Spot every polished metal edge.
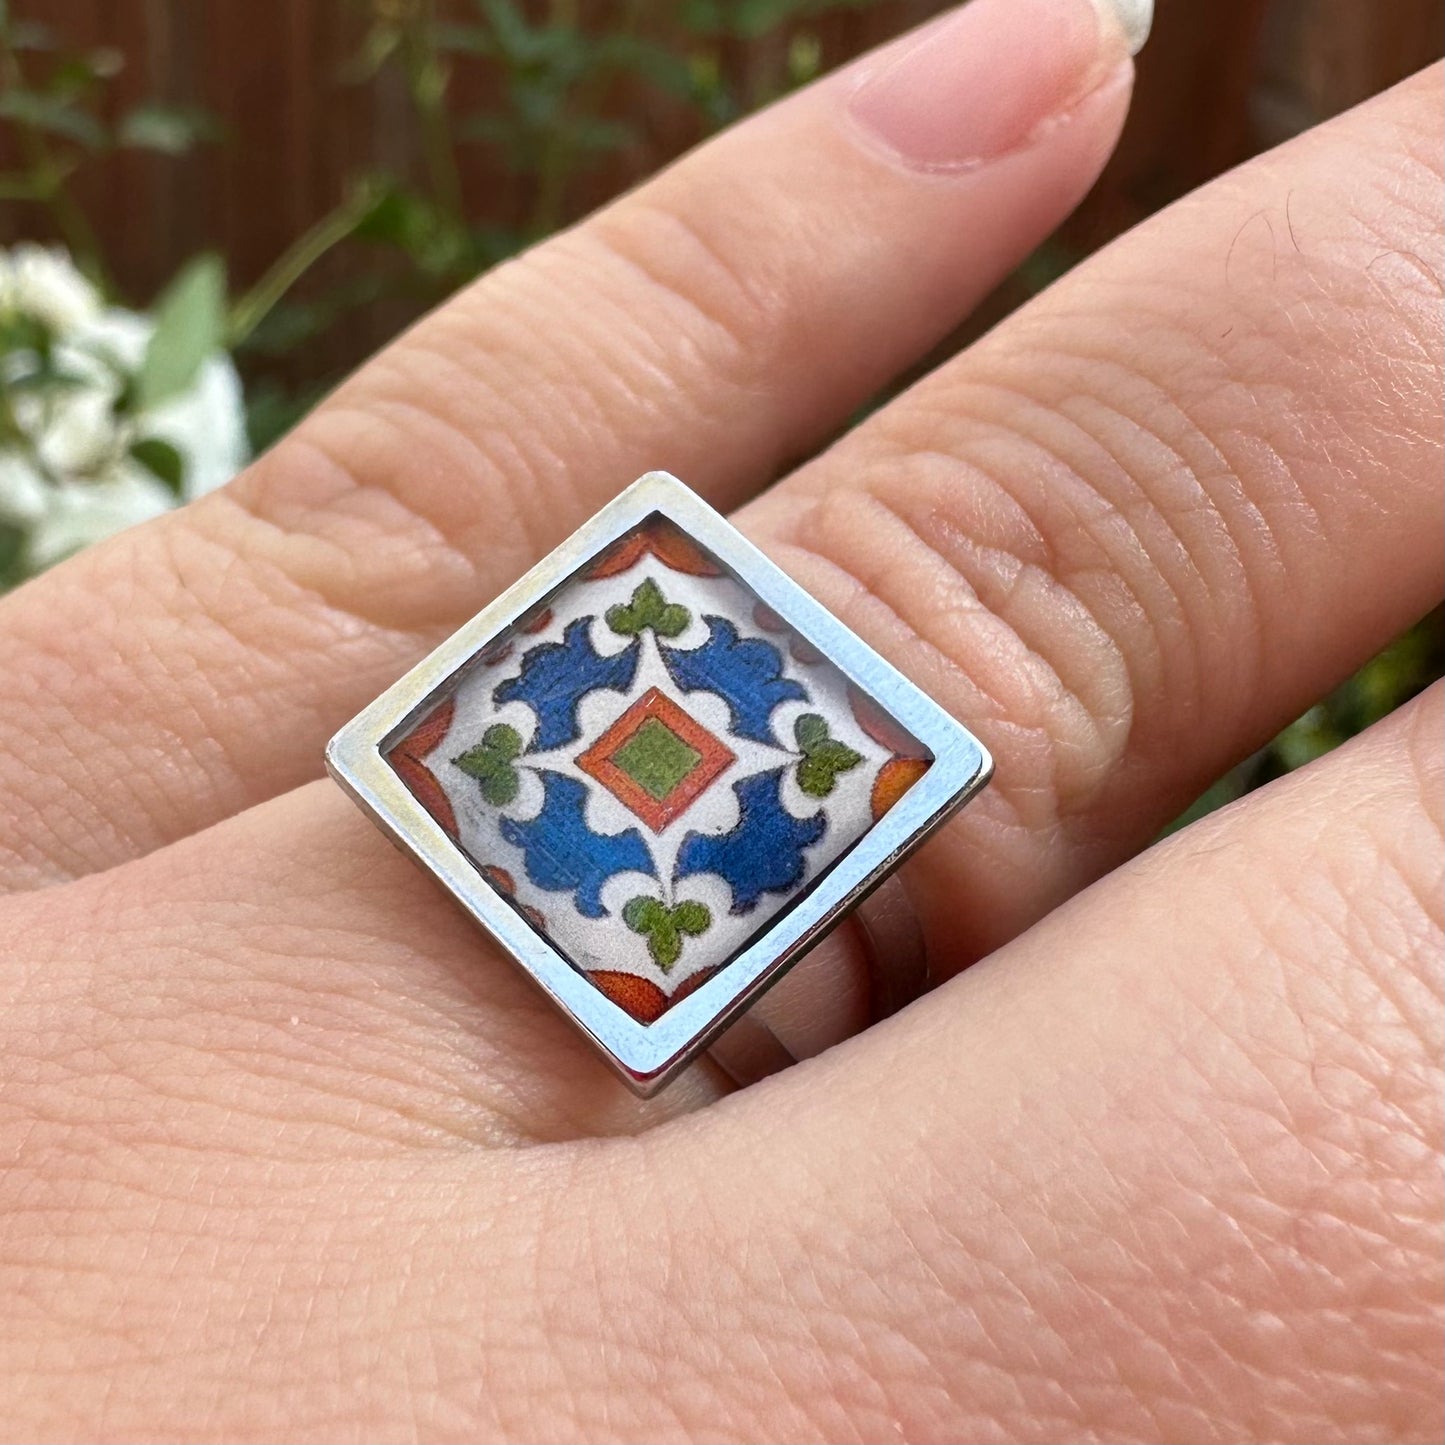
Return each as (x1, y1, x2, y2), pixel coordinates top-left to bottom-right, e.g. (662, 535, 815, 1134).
(326, 471, 992, 1096)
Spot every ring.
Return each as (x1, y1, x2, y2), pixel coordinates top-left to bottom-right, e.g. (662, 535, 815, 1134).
(327, 472, 991, 1095)
(705, 876, 929, 1088)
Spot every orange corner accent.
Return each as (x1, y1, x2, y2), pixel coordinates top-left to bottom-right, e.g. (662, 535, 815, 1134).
(646, 517, 721, 576)
(387, 698, 460, 838)
(870, 757, 931, 820)
(584, 517, 722, 579)
(670, 966, 719, 1004)
(387, 748, 459, 838)
(396, 697, 455, 759)
(589, 970, 669, 1024)
(583, 533, 647, 579)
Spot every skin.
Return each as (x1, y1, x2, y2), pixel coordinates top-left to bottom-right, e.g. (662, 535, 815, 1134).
(0, 7, 1440, 1441)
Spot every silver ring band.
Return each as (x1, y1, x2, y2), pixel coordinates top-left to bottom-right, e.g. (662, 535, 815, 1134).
(705, 875, 929, 1088)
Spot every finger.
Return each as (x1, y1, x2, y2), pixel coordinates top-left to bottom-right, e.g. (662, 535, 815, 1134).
(4, 695, 1435, 1440)
(0, 0, 1139, 890)
(0, 776, 733, 1143)
(8, 63, 1437, 1144)
(738, 62, 1444, 965)
(630, 686, 1442, 1444)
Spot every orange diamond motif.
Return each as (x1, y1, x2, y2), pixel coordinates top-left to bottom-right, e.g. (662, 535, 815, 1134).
(577, 688, 735, 832)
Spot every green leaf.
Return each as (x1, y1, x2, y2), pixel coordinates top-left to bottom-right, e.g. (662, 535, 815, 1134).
(0, 520, 28, 590)
(605, 577, 691, 638)
(796, 756, 833, 797)
(623, 896, 712, 971)
(672, 901, 711, 938)
(793, 712, 862, 797)
(118, 103, 220, 155)
(454, 750, 518, 806)
(137, 254, 226, 412)
(481, 723, 523, 759)
(129, 436, 186, 498)
(350, 180, 477, 275)
(622, 896, 667, 934)
(815, 740, 861, 768)
(793, 713, 829, 751)
(0, 88, 107, 148)
(453, 723, 524, 806)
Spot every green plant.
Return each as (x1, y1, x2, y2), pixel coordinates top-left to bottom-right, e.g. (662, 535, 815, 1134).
(236, 0, 883, 446)
(0, 0, 219, 291)
(0, 0, 304, 395)
(1167, 609, 1444, 835)
(0, 6, 252, 583)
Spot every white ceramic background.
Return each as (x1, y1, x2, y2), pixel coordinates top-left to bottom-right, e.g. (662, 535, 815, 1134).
(410, 551, 912, 998)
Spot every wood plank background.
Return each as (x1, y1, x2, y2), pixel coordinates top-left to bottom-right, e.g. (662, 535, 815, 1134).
(3, 0, 1441, 384)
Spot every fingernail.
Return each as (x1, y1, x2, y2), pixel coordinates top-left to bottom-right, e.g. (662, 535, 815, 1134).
(1107, 0, 1155, 56)
(848, 0, 1150, 172)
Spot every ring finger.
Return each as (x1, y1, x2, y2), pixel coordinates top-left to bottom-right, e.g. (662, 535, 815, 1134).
(1, 62, 1438, 1146)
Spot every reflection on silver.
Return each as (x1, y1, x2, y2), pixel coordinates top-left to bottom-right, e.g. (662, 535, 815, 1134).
(326, 472, 992, 1096)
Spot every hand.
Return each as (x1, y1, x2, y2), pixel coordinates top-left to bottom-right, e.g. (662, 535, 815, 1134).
(1, 0, 1439, 1438)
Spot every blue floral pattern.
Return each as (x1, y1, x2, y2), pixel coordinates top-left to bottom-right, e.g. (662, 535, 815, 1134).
(499, 771, 654, 918)
(661, 616, 807, 744)
(385, 519, 931, 1022)
(676, 769, 826, 913)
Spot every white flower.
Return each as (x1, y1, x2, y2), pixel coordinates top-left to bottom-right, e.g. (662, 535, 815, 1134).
(0, 248, 248, 577)
(0, 244, 102, 333)
(21, 462, 176, 571)
(27, 380, 117, 477)
(71, 308, 247, 501)
(0, 452, 49, 527)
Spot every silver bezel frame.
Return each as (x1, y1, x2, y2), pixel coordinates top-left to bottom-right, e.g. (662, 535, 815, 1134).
(326, 472, 992, 1095)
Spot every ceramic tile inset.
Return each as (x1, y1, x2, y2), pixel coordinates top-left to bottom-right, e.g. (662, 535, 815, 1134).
(386, 516, 933, 1024)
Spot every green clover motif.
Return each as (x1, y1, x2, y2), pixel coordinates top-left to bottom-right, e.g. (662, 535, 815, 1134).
(794, 713, 863, 798)
(453, 723, 524, 806)
(605, 577, 691, 639)
(622, 896, 712, 971)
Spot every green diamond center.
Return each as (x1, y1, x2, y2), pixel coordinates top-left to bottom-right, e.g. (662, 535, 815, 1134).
(611, 717, 702, 800)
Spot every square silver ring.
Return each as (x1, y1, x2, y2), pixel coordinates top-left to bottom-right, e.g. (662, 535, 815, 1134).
(326, 472, 992, 1096)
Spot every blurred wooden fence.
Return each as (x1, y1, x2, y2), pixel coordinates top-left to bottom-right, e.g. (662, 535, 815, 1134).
(4, 0, 1441, 378)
